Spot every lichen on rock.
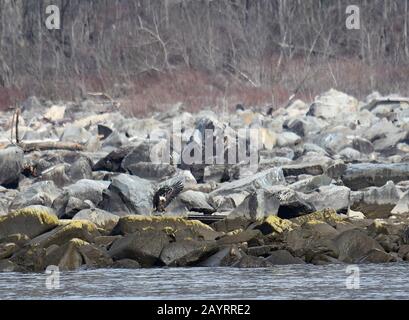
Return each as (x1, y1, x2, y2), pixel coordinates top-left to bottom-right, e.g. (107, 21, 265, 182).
(111, 215, 222, 241)
(0, 207, 59, 239)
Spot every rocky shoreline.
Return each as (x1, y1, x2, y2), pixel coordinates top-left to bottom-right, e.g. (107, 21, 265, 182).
(1, 89, 409, 272)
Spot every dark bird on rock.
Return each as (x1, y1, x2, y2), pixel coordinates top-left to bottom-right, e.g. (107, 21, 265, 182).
(153, 179, 184, 212)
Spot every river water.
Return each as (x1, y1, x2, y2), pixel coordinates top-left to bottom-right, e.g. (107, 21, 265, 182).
(1, 263, 408, 299)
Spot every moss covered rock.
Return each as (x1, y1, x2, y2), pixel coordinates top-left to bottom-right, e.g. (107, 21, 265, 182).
(73, 208, 119, 233)
(334, 229, 385, 263)
(108, 229, 170, 267)
(291, 209, 345, 227)
(45, 238, 112, 271)
(29, 219, 100, 248)
(112, 215, 221, 241)
(217, 229, 262, 245)
(45, 239, 84, 271)
(9, 245, 47, 272)
(302, 220, 340, 238)
(0, 207, 59, 239)
(211, 217, 253, 233)
(0, 242, 19, 259)
(255, 215, 294, 235)
(160, 240, 218, 266)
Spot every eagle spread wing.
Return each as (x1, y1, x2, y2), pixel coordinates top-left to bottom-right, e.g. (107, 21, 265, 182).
(153, 179, 184, 211)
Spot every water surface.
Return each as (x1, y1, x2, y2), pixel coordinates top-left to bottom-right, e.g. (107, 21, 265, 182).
(1, 263, 408, 299)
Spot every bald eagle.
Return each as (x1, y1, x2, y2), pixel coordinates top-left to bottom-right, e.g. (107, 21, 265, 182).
(153, 179, 184, 212)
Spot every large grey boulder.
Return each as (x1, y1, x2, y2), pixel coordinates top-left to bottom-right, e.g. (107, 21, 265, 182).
(159, 240, 218, 266)
(276, 131, 301, 147)
(228, 189, 280, 220)
(313, 131, 352, 154)
(289, 175, 332, 193)
(93, 145, 134, 172)
(352, 137, 374, 154)
(334, 229, 385, 263)
(60, 125, 92, 144)
(0, 147, 24, 188)
(302, 143, 329, 156)
(125, 162, 176, 179)
(373, 131, 409, 156)
(179, 190, 215, 215)
(73, 208, 120, 233)
(269, 186, 315, 219)
(362, 119, 400, 141)
(39, 164, 71, 188)
(0, 208, 59, 239)
(210, 167, 285, 197)
(342, 163, 409, 190)
(108, 229, 170, 267)
(325, 160, 347, 179)
(358, 249, 396, 264)
(307, 89, 358, 119)
(0, 188, 19, 215)
(391, 191, 409, 215)
(303, 185, 350, 212)
(350, 181, 400, 219)
(67, 157, 93, 182)
(339, 147, 362, 161)
(284, 118, 307, 137)
(101, 131, 129, 148)
(44, 238, 113, 271)
(100, 174, 154, 215)
(52, 179, 110, 218)
(120, 141, 158, 170)
(9, 181, 61, 211)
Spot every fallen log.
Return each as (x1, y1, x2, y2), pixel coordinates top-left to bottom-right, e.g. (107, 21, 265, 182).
(18, 141, 84, 152)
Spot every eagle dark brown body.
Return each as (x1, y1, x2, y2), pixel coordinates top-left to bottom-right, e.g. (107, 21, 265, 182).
(153, 180, 184, 212)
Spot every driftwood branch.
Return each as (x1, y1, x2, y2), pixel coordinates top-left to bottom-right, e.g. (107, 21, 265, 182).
(87, 92, 114, 101)
(18, 141, 84, 152)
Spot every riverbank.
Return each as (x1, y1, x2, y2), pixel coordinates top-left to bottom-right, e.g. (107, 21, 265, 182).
(1, 89, 409, 271)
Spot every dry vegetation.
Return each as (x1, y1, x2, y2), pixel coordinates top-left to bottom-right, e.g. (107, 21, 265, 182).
(1, 0, 409, 114)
